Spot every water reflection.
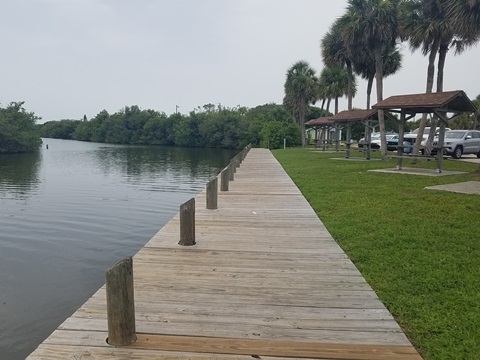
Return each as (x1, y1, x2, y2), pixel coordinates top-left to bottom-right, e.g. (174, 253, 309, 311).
(93, 145, 234, 192)
(0, 151, 41, 200)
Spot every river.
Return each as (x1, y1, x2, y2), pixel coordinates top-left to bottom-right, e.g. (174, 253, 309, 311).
(0, 138, 235, 359)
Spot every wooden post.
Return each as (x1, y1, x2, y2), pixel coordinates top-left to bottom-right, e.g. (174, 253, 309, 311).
(221, 168, 229, 191)
(365, 122, 372, 160)
(335, 126, 340, 152)
(323, 126, 328, 151)
(436, 119, 446, 173)
(106, 257, 136, 346)
(346, 125, 352, 159)
(397, 111, 406, 170)
(206, 177, 218, 210)
(229, 162, 235, 181)
(179, 198, 195, 246)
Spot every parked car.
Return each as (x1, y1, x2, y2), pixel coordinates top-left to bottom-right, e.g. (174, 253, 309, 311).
(403, 127, 451, 153)
(386, 135, 399, 151)
(430, 130, 480, 159)
(358, 133, 379, 148)
(358, 133, 397, 149)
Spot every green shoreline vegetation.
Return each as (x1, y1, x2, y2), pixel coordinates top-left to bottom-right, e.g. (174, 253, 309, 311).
(36, 104, 328, 150)
(0, 102, 42, 153)
(273, 148, 480, 360)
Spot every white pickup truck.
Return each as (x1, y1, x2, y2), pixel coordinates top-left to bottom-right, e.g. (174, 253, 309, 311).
(403, 127, 451, 153)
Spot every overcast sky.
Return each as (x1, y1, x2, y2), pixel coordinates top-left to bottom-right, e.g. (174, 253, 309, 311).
(1, 0, 479, 123)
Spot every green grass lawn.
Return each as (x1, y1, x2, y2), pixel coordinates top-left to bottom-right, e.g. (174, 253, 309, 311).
(272, 148, 480, 360)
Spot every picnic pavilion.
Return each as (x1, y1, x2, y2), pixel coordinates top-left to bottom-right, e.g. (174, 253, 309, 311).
(328, 109, 379, 159)
(306, 110, 381, 159)
(304, 117, 334, 149)
(373, 90, 477, 173)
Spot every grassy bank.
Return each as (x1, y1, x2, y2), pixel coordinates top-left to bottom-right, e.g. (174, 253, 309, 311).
(273, 148, 480, 360)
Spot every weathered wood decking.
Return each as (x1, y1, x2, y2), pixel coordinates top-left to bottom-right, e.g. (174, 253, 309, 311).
(27, 148, 421, 359)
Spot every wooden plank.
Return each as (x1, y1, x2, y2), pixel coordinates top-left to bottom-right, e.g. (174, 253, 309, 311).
(73, 300, 395, 321)
(60, 313, 403, 334)
(126, 333, 422, 360)
(89, 288, 389, 309)
(57, 318, 408, 345)
(28, 344, 258, 360)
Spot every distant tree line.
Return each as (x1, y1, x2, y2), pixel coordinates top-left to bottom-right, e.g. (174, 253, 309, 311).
(38, 103, 329, 150)
(0, 102, 42, 153)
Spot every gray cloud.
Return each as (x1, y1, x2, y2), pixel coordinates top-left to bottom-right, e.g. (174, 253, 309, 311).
(0, 0, 478, 122)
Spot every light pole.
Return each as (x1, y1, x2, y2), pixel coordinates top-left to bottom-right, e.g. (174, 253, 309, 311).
(175, 105, 179, 114)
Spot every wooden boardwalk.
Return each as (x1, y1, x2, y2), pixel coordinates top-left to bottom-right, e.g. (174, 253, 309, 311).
(27, 148, 421, 360)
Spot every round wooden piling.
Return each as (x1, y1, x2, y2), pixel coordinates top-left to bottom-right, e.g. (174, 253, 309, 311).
(229, 162, 235, 181)
(106, 257, 136, 346)
(220, 168, 229, 191)
(234, 155, 240, 168)
(179, 198, 195, 246)
(206, 177, 218, 210)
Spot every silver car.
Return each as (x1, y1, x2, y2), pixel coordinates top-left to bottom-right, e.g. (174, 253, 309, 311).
(433, 130, 480, 159)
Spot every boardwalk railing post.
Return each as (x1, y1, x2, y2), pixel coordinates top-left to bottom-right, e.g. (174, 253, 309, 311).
(106, 257, 136, 346)
(179, 198, 195, 246)
(221, 167, 229, 191)
(229, 162, 235, 181)
(234, 155, 241, 168)
(206, 177, 218, 210)
(232, 157, 237, 172)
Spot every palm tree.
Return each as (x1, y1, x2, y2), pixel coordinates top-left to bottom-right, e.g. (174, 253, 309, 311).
(424, 1, 480, 154)
(283, 61, 318, 146)
(400, 0, 479, 155)
(446, 0, 480, 36)
(440, 0, 480, 91)
(319, 65, 356, 115)
(399, 0, 448, 155)
(340, 0, 400, 158)
(353, 44, 402, 109)
(321, 18, 356, 111)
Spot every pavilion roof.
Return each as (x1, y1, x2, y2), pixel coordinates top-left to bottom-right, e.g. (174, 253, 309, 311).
(304, 117, 333, 126)
(372, 90, 477, 114)
(329, 109, 378, 123)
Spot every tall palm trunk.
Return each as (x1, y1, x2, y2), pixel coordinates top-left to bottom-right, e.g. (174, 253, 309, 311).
(412, 39, 440, 159)
(299, 98, 307, 147)
(436, 43, 448, 93)
(425, 42, 449, 155)
(366, 75, 374, 109)
(374, 42, 387, 158)
(335, 97, 339, 115)
(346, 60, 354, 111)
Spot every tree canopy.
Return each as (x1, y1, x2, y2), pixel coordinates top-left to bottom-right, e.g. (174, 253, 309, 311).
(38, 103, 302, 150)
(283, 61, 318, 146)
(0, 102, 42, 153)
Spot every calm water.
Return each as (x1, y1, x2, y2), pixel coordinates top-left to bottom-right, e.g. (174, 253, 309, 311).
(0, 139, 235, 359)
